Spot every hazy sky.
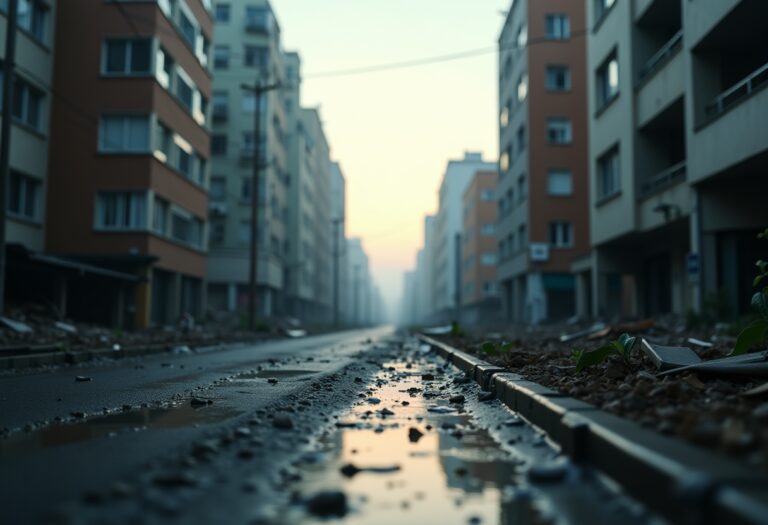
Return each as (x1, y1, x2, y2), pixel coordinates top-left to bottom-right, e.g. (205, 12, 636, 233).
(274, 0, 509, 317)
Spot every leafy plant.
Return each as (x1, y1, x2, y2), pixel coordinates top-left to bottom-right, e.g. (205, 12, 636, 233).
(450, 321, 464, 338)
(572, 333, 636, 372)
(479, 341, 514, 356)
(732, 229, 768, 355)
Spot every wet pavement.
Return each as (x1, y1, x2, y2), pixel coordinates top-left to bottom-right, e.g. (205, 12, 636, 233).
(0, 333, 660, 524)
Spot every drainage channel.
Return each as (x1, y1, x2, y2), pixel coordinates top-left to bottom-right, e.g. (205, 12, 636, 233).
(277, 340, 658, 525)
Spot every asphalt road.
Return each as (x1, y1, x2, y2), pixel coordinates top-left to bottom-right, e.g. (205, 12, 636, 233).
(0, 327, 393, 524)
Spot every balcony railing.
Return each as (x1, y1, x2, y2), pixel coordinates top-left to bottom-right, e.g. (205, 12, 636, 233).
(638, 160, 686, 200)
(705, 61, 768, 119)
(637, 30, 683, 84)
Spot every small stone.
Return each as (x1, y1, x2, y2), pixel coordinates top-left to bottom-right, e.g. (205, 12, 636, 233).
(272, 415, 294, 430)
(527, 459, 569, 482)
(340, 463, 361, 477)
(75, 376, 92, 382)
(478, 392, 495, 402)
(422, 374, 435, 381)
(306, 491, 348, 517)
(366, 397, 381, 405)
(235, 427, 251, 438)
(378, 408, 395, 417)
(267, 378, 278, 385)
(449, 395, 465, 404)
(408, 427, 424, 443)
(401, 400, 410, 406)
(152, 471, 198, 489)
(190, 398, 212, 407)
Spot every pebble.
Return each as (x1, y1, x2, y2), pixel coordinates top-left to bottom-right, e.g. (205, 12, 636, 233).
(306, 491, 348, 517)
(408, 427, 424, 443)
(75, 376, 92, 382)
(449, 395, 466, 404)
(272, 415, 294, 430)
(527, 459, 570, 482)
(366, 397, 382, 405)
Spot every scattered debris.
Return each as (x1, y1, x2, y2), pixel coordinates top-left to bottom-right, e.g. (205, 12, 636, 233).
(0, 317, 33, 334)
(74, 376, 92, 382)
(408, 427, 424, 443)
(306, 490, 348, 517)
(54, 321, 77, 334)
(688, 337, 714, 348)
(641, 339, 702, 371)
(558, 323, 606, 343)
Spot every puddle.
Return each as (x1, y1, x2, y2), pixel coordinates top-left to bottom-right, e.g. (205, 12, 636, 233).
(280, 352, 655, 525)
(0, 402, 242, 458)
(282, 361, 545, 525)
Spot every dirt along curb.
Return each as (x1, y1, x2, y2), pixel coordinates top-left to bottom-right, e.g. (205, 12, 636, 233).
(419, 334, 768, 525)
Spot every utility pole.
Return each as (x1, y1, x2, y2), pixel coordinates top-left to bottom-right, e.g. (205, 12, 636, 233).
(0, 0, 18, 316)
(241, 80, 280, 330)
(331, 216, 344, 328)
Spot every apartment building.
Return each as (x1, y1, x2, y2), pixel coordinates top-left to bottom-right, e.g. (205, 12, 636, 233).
(497, 0, 590, 324)
(330, 161, 348, 324)
(433, 152, 496, 321)
(287, 106, 332, 323)
(462, 170, 501, 324)
(46, 0, 212, 327)
(206, 0, 289, 319)
(583, 0, 768, 318)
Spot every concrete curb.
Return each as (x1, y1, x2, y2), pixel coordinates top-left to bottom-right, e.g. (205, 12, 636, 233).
(420, 334, 768, 525)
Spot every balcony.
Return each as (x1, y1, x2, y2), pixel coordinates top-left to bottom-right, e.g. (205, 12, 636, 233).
(638, 30, 683, 84)
(704, 62, 768, 120)
(244, 14, 272, 34)
(638, 161, 686, 200)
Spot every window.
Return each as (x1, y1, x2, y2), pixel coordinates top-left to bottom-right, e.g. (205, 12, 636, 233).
(546, 65, 571, 91)
(214, 3, 230, 22)
(175, 72, 195, 111)
(171, 211, 203, 248)
(500, 105, 509, 128)
(213, 45, 229, 69)
(241, 178, 252, 200)
(8, 171, 40, 221)
(178, 8, 197, 48)
(103, 39, 152, 75)
(597, 145, 621, 200)
(209, 219, 225, 245)
(518, 224, 527, 250)
(480, 224, 495, 236)
(242, 93, 256, 113)
(9, 75, 43, 130)
(155, 48, 174, 88)
(547, 118, 572, 144)
(153, 197, 169, 235)
(244, 45, 268, 68)
(517, 174, 527, 202)
(547, 170, 573, 196)
(2, 0, 49, 43)
(596, 52, 619, 109)
(210, 177, 226, 200)
(516, 73, 528, 102)
(245, 6, 272, 33)
(481, 252, 498, 266)
(239, 221, 251, 243)
(480, 189, 494, 202)
(154, 121, 173, 162)
(99, 115, 150, 152)
(483, 282, 498, 295)
(545, 14, 570, 40)
(211, 134, 227, 155)
(95, 192, 147, 230)
(595, 0, 617, 25)
(212, 91, 228, 118)
(517, 125, 526, 152)
(549, 222, 573, 248)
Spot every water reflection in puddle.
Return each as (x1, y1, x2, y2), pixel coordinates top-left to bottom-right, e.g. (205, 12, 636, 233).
(0, 402, 242, 457)
(285, 361, 546, 525)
